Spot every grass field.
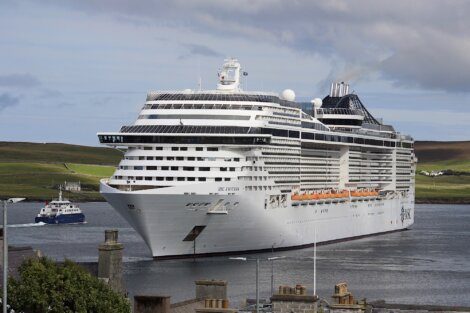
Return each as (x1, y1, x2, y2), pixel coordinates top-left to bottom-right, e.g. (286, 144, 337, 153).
(417, 160, 470, 172)
(66, 163, 115, 177)
(415, 141, 470, 202)
(0, 162, 116, 201)
(415, 175, 470, 202)
(0, 141, 122, 165)
(0, 141, 469, 203)
(0, 141, 120, 201)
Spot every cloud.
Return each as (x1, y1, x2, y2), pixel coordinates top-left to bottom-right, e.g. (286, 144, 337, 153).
(0, 93, 20, 111)
(373, 108, 470, 126)
(178, 43, 223, 60)
(0, 73, 40, 88)
(38, 0, 470, 93)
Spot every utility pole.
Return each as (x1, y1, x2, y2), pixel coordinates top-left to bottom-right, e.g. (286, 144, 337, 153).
(2, 198, 25, 313)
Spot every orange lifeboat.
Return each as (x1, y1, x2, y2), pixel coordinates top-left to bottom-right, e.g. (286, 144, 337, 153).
(301, 194, 309, 201)
(291, 194, 302, 201)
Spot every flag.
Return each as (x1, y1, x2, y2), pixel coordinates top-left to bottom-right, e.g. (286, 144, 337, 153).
(243, 71, 248, 76)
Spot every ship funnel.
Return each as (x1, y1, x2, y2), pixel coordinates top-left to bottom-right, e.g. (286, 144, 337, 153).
(330, 82, 350, 97)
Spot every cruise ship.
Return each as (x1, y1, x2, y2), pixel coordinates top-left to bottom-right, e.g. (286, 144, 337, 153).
(98, 58, 416, 259)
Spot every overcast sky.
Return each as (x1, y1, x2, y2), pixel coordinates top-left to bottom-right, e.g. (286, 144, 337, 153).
(1, 0, 469, 145)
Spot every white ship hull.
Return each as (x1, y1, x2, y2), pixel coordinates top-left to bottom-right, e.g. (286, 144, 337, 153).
(101, 180, 414, 258)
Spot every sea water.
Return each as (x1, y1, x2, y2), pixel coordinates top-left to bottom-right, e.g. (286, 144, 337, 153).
(6, 203, 470, 305)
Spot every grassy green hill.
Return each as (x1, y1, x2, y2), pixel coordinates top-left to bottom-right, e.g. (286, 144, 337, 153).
(0, 141, 469, 203)
(0, 142, 121, 201)
(415, 141, 470, 203)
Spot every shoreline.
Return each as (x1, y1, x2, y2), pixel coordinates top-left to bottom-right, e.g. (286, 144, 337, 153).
(416, 199, 470, 204)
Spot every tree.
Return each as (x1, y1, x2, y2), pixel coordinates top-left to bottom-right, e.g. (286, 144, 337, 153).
(6, 257, 130, 313)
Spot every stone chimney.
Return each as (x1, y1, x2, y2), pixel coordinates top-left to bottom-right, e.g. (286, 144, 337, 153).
(134, 295, 171, 313)
(329, 283, 366, 313)
(195, 280, 228, 300)
(271, 284, 318, 313)
(98, 229, 124, 294)
(195, 280, 236, 313)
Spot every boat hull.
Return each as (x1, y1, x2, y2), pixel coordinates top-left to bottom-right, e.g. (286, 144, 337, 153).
(101, 181, 414, 258)
(35, 213, 85, 224)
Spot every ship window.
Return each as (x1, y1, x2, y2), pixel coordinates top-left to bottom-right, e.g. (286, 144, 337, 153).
(197, 157, 204, 161)
(188, 177, 195, 181)
(165, 177, 173, 181)
(145, 177, 152, 181)
(155, 147, 163, 150)
(224, 178, 231, 181)
(177, 177, 185, 181)
(155, 157, 163, 160)
(207, 147, 218, 151)
(198, 177, 206, 181)
(144, 147, 153, 150)
(139, 156, 145, 160)
(134, 166, 143, 170)
(146, 156, 153, 160)
(161, 166, 169, 170)
(176, 157, 184, 161)
(156, 177, 164, 181)
(183, 167, 195, 171)
(215, 177, 222, 182)
(147, 166, 157, 170)
(188, 157, 195, 161)
(136, 177, 143, 180)
(171, 166, 178, 170)
(167, 157, 174, 160)
(199, 167, 210, 171)
(234, 158, 240, 162)
(172, 147, 179, 151)
(196, 147, 203, 151)
(220, 167, 227, 171)
(180, 147, 188, 151)
(229, 167, 235, 171)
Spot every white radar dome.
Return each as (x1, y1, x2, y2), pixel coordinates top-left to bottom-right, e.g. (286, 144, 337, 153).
(280, 89, 296, 102)
(311, 98, 322, 109)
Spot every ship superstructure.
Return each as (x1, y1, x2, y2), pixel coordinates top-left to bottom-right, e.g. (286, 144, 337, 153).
(98, 58, 415, 258)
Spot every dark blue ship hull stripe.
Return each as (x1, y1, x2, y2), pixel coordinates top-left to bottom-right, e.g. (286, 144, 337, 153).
(35, 213, 85, 224)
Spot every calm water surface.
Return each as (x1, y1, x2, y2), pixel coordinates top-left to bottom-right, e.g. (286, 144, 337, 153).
(5, 203, 470, 306)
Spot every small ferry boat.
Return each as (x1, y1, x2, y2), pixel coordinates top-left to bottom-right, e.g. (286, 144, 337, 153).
(35, 187, 85, 224)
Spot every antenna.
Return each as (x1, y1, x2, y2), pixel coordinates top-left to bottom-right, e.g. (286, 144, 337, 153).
(313, 226, 317, 296)
(197, 58, 202, 91)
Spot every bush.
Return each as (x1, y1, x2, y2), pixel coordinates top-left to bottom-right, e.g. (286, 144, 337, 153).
(7, 257, 130, 313)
